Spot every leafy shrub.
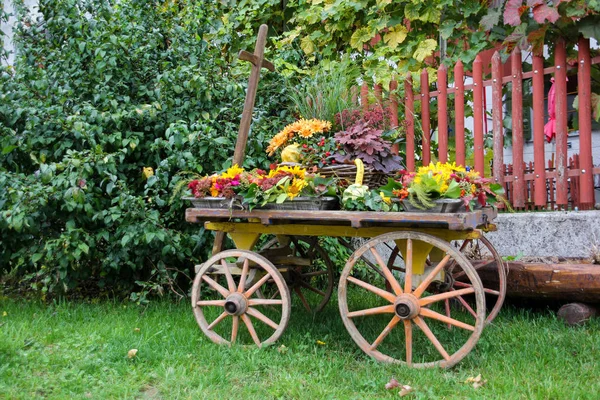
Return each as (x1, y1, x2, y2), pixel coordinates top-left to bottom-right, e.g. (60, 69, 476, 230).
(0, 0, 295, 300)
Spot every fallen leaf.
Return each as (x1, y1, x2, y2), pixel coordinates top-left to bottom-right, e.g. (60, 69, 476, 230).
(128, 349, 138, 359)
(316, 340, 326, 346)
(465, 374, 487, 389)
(277, 344, 288, 354)
(2, 311, 6, 317)
(134, 327, 140, 332)
(399, 385, 413, 397)
(385, 378, 400, 390)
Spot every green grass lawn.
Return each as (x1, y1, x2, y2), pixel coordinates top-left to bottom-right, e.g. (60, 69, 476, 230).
(1, 296, 599, 399)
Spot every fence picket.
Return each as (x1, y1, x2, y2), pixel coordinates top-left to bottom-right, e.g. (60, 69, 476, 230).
(491, 52, 504, 187)
(389, 79, 399, 156)
(420, 69, 431, 166)
(473, 56, 485, 174)
(532, 54, 546, 209)
(511, 49, 525, 208)
(454, 60, 466, 167)
(405, 74, 415, 171)
(555, 39, 569, 208)
(438, 64, 448, 163)
(577, 37, 594, 209)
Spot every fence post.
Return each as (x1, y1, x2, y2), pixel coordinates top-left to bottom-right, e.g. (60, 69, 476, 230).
(473, 55, 485, 175)
(438, 64, 448, 163)
(555, 39, 568, 209)
(577, 37, 594, 209)
(454, 60, 465, 167)
(511, 48, 525, 208)
(405, 73, 415, 171)
(421, 69, 431, 166)
(491, 52, 504, 191)
(389, 79, 399, 155)
(532, 54, 546, 209)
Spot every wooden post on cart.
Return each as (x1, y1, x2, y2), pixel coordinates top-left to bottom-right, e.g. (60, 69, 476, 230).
(212, 24, 275, 255)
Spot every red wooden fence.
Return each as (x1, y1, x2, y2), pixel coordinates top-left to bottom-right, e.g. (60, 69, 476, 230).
(359, 38, 599, 211)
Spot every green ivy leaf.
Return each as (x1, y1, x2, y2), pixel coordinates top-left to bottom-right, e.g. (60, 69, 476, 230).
(350, 27, 374, 50)
(383, 26, 408, 49)
(413, 39, 437, 62)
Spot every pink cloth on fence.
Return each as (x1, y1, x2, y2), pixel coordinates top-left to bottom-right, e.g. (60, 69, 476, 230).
(544, 78, 556, 143)
(543, 76, 568, 143)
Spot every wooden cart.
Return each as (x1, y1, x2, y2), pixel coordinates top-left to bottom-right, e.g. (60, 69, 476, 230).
(186, 207, 506, 368)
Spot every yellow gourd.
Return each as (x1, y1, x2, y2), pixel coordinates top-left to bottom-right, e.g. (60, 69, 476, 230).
(281, 144, 302, 163)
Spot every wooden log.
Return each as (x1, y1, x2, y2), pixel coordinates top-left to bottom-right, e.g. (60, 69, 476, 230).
(476, 261, 600, 303)
(557, 303, 598, 326)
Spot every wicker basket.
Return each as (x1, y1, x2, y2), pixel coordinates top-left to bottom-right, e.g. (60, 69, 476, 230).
(401, 198, 465, 213)
(316, 164, 388, 188)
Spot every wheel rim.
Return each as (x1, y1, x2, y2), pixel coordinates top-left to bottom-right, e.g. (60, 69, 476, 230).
(339, 232, 486, 368)
(191, 250, 291, 347)
(260, 236, 334, 313)
(387, 234, 506, 325)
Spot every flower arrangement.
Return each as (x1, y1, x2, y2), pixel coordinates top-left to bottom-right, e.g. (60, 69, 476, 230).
(385, 162, 505, 210)
(266, 118, 332, 156)
(187, 164, 245, 199)
(240, 165, 336, 210)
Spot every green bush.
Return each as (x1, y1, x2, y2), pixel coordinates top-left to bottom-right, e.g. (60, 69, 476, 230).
(0, 0, 295, 300)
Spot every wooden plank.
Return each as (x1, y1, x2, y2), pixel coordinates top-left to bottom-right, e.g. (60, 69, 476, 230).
(454, 60, 466, 167)
(473, 55, 484, 174)
(421, 69, 431, 166)
(511, 49, 525, 208)
(577, 37, 594, 209)
(491, 52, 504, 187)
(186, 208, 497, 231)
(532, 55, 547, 208)
(204, 222, 484, 241)
(555, 39, 568, 208)
(405, 74, 415, 171)
(438, 64, 448, 163)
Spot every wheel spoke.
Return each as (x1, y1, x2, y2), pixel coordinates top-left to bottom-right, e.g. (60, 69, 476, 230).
(453, 281, 500, 296)
(455, 294, 478, 318)
(237, 258, 250, 293)
(299, 281, 325, 297)
(445, 299, 452, 330)
(404, 239, 413, 293)
(412, 254, 451, 298)
(246, 307, 279, 330)
(196, 300, 226, 307)
(419, 287, 476, 306)
(207, 311, 228, 330)
(453, 260, 491, 279)
(231, 315, 239, 344)
(370, 247, 403, 295)
(347, 304, 395, 318)
(221, 259, 236, 293)
(294, 287, 312, 312)
(420, 307, 475, 331)
(301, 270, 328, 278)
(413, 316, 451, 361)
(369, 315, 401, 350)
(248, 298, 283, 306)
(241, 314, 261, 347)
(347, 276, 396, 303)
(404, 320, 412, 365)
(202, 275, 230, 298)
(244, 273, 272, 298)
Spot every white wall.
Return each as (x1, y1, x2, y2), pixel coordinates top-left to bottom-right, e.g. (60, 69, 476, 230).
(1, 0, 40, 66)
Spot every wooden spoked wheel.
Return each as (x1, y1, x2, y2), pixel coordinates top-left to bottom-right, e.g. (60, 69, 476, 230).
(386, 234, 506, 325)
(191, 250, 291, 347)
(259, 236, 334, 313)
(339, 231, 486, 368)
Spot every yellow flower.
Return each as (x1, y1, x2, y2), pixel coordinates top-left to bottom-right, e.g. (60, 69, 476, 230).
(278, 165, 306, 179)
(286, 179, 307, 200)
(316, 340, 326, 346)
(2, 311, 6, 317)
(380, 192, 392, 205)
(266, 118, 331, 155)
(142, 167, 154, 180)
(222, 164, 243, 179)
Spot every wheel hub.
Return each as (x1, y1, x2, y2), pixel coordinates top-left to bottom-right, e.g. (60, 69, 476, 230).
(394, 294, 420, 320)
(224, 293, 248, 316)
